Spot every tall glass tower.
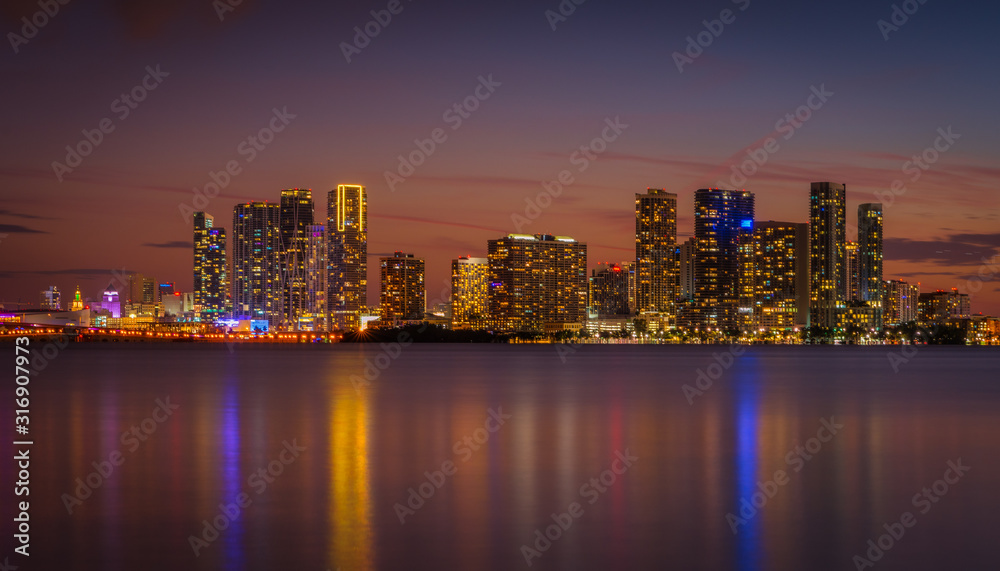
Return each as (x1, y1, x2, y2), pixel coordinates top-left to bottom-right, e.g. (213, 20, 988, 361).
(809, 182, 847, 330)
(232, 202, 281, 327)
(279, 189, 314, 330)
(634, 188, 679, 324)
(858, 203, 884, 328)
(328, 184, 368, 330)
(689, 189, 755, 331)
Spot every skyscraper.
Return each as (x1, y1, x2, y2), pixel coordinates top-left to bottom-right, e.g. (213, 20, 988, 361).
(304, 224, 327, 331)
(635, 189, 679, 323)
(809, 182, 847, 330)
(753, 222, 810, 329)
(688, 189, 755, 331)
(858, 203, 884, 327)
(380, 252, 425, 323)
(844, 241, 860, 302)
(328, 185, 368, 330)
(679, 237, 696, 301)
(488, 234, 588, 332)
(40, 286, 60, 310)
(279, 188, 315, 330)
(232, 202, 281, 326)
(589, 263, 631, 317)
(193, 212, 228, 319)
(451, 256, 489, 330)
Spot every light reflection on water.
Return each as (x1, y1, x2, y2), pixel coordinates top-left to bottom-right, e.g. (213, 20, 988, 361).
(1, 344, 998, 571)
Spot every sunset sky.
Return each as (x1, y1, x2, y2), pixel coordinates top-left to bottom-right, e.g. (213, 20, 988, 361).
(1, 0, 998, 314)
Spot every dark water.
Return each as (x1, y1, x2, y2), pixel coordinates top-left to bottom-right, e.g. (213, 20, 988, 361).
(2, 344, 999, 570)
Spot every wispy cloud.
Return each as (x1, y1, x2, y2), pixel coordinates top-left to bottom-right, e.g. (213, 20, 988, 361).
(0, 224, 48, 234)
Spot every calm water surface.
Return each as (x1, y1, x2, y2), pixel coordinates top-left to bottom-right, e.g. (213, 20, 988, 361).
(2, 344, 999, 570)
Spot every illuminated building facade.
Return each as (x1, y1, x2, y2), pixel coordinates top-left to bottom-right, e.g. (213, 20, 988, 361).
(590, 263, 631, 317)
(688, 189, 755, 331)
(124, 273, 158, 318)
(679, 237, 696, 301)
(279, 188, 315, 330)
(70, 286, 84, 311)
(193, 212, 228, 319)
(328, 184, 368, 330)
(918, 289, 971, 324)
(858, 203, 884, 328)
(883, 279, 919, 326)
(451, 256, 489, 330)
(304, 224, 327, 331)
(232, 202, 281, 325)
(635, 189, 679, 323)
(40, 286, 60, 310)
(753, 222, 810, 329)
(845, 241, 860, 302)
(487, 234, 588, 332)
(809, 182, 847, 329)
(380, 252, 425, 323)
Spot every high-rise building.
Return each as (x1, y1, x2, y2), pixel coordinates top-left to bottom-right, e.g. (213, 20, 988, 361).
(809, 182, 847, 330)
(589, 263, 631, 317)
(304, 224, 327, 331)
(753, 222, 810, 329)
(380, 252, 425, 323)
(232, 202, 281, 326)
(679, 237, 696, 301)
(124, 273, 157, 317)
(918, 289, 971, 324)
(635, 189, 679, 323)
(844, 241, 860, 302)
(687, 189, 755, 331)
(40, 286, 60, 310)
(488, 234, 588, 332)
(328, 185, 368, 330)
(451, 256, 489, 329)
(193, 212, 228, 319)
(883, 279, 919, 327)
(858, 203, 884, 327)
(279, 189, 314, 330)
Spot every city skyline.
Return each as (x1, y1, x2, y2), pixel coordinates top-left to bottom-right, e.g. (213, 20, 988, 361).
(1, 1, 998, 316)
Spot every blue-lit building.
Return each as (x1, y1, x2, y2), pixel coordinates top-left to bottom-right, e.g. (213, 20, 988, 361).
(686, 189, 756, 331)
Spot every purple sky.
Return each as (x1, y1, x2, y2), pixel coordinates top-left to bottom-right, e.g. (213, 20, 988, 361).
(1, 0, 998, 314)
